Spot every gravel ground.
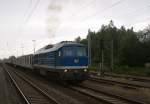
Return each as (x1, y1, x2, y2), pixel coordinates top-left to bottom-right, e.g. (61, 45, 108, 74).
(0, 65, 23, 104)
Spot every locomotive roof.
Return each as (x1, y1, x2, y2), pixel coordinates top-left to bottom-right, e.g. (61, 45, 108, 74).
(35, 41, 85, 54)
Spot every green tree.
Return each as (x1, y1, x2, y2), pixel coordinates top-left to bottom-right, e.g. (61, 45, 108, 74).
(75, 21, 150, 68)
(75, 36, 81, 42)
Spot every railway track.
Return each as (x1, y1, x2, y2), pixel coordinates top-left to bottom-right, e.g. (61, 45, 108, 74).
(4, 67, 60, 104)
(5, 65, 102, 104)
(104, 73, 150, 83)
(89, 76, 150, 89)
(69, 84, 146, 104)
(90, 71, 150, 83)
(3, 64, 149, 104)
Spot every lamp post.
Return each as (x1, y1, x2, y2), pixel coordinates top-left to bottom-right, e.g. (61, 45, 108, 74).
(21, 44, 24, 56)
(32, 40, 36, 65)
(88, 29, 92, 67)
(32, 40, 36, 54)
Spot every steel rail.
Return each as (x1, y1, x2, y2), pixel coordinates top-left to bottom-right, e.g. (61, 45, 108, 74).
(4, 67, 30, 104)
(5, 66, 60, 104)
(13, 69, 61, 104)
(78, 85, 146, 104)
(89, 77, 150, 89)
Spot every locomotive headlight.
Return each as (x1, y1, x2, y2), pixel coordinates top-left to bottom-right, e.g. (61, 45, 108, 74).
(64, 69, 68, 72)
(84, 69, 87, 72)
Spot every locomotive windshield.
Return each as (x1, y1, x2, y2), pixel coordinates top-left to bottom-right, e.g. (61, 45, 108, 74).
(63, 46, 86, 57)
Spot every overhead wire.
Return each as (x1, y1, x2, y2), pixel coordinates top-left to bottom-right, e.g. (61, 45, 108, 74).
(18, 0, 41, 36)
(116, 6, 150, 19)
(75, 0, 150, 29)
(19, 0, 150, 35)
(24, 0, 40, 23)
(22, 0, 33, 19)
(80, 0, 125, 21)
(17, 0, 41, 56)
(69, 0, 96, 18)
(17, 0, 34, 37)
(128, 16, 150, 28)
(118, 5, 150, 27)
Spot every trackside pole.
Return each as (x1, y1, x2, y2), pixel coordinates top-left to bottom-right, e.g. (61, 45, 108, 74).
(111, 39, 114, 73)
(88, 32, 91, 67)
(98, 39, 104, 76)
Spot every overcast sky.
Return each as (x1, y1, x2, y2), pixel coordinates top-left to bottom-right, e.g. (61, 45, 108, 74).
(0, 0, 150, 59)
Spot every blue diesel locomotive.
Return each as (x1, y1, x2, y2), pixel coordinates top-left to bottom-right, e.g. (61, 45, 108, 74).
(33, 41, 89, 82)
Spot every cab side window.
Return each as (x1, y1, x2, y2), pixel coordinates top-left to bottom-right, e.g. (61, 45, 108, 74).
(58, 51, 61, 56)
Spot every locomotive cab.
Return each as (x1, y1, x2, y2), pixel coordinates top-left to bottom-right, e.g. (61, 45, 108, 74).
(56, 45, 89, 81)
(57, 46, 88, 66)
